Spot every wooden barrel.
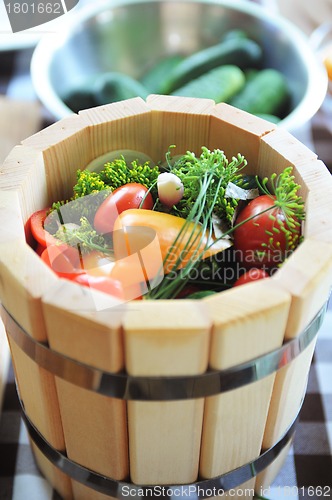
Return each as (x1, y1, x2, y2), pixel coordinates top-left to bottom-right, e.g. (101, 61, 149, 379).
(0, 95, 332, 500)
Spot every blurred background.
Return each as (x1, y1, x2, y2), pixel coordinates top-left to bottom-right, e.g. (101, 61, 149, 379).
(0, 0, 331, 169)
(0, 1, 332, 499)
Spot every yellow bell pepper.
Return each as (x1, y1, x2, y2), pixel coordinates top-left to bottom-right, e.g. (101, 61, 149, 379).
(113, 209, 231, 275)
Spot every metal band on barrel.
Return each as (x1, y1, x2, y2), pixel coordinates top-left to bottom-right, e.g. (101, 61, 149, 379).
(21, 398, 298, 499)
(3, 303, 326, 401)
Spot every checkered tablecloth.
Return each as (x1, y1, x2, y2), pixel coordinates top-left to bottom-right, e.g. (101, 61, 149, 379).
(0, 44, 332, 500)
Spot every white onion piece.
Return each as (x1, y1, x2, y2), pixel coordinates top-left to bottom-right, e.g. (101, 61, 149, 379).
(157, 172, 184, 207)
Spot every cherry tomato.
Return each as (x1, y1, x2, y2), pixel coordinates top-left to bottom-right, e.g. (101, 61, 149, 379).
(233, 268, 269, 287)
(94, 183, 153, 234)
(72, 273, 124, 299)
(233, 195, 300, 268)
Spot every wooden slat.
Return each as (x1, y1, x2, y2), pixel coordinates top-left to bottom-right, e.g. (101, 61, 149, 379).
(31, 442, 74, 499)
(123, 299, 211, 485)
(146, 94, 214, 161)
(257, 240, 332, 473)
(200, 280, 291, 479)
(21, 114, 91, 204)
(255, 440, 293, 493)
(79, 98, 153, 163)
(302, 163, 332, 242)
(272, 239, 332, 338)
(258, 127, 318, 200)
(41, 279, 129, 481)
(71, 481, 118, 500)
(0, 146, 49, 224)
(208, 103, 277, 174)
(0, 179, 65, 455)
(0, 191, 57, 340)
(256, 129, 332, 490)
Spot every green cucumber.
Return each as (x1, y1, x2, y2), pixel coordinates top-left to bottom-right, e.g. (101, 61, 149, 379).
(230, 69, 290, 116)
(94, 72, 149, 105)
(170, 65, 245, 103)
(140, 54, 184, 93)
(162, 36, 263, 94)
(62, 75, 101, 112)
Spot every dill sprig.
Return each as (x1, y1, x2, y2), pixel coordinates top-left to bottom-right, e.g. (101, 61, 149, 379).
(54, 217, 112, 255)
(50, 191, 111, 227)
(73, 170, 109, 197)
(99, 157, 160, 193)
(167, 146, 247, 224)
(257, 166, 305, 252)
(146, 162, 305, 300)
(72, 157, 160, 198)
(146, 161, 226, 300)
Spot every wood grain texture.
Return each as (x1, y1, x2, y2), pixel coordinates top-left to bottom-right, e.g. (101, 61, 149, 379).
(1, 96, 331, 496)
(146, 94, 214, 162)
(79, 98, 153, 163)
(31, 442, 74, 500)
(256, 124, 332, 490)
(21, 114, 91, 204)
(71, 480, 118, 500)
(199, 281, 291, 479)
(255, 440, 293, 492)
(209, 103, 277, 174)
(123, 300, 211, 485)
(42, 279, 129, 480)
(0, 186, 65, 452)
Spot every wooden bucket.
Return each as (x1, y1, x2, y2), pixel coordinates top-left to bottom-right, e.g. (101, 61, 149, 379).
(1, 95, 332, 500)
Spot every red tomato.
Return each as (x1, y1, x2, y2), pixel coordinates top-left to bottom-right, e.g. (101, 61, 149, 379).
(233, 268, 269, 287)
(233, 195, 300, 268)
(41, 244, 81, 279)
(72, 273, 124, 299)
(94, 183, 153, 234)
(41, 246, 124, 299)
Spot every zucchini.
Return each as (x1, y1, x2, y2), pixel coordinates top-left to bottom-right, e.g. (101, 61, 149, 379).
(162, 36, 263, 94)
(170, 65, 245, 103)
(230, 69, 290, 116)
(140, 54, 184, 93)
(94, 72, 149, 105)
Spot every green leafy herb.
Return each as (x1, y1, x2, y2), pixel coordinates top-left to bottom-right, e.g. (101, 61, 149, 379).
(73, 170, 109, 198)
(146, 157, 305, 300)
(146, 158, 228, 300)
(257, 166, 305, 251)
(54, 217, 112, 255)
(166, 146, 247, 224)
(98, 157, 160, 193)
